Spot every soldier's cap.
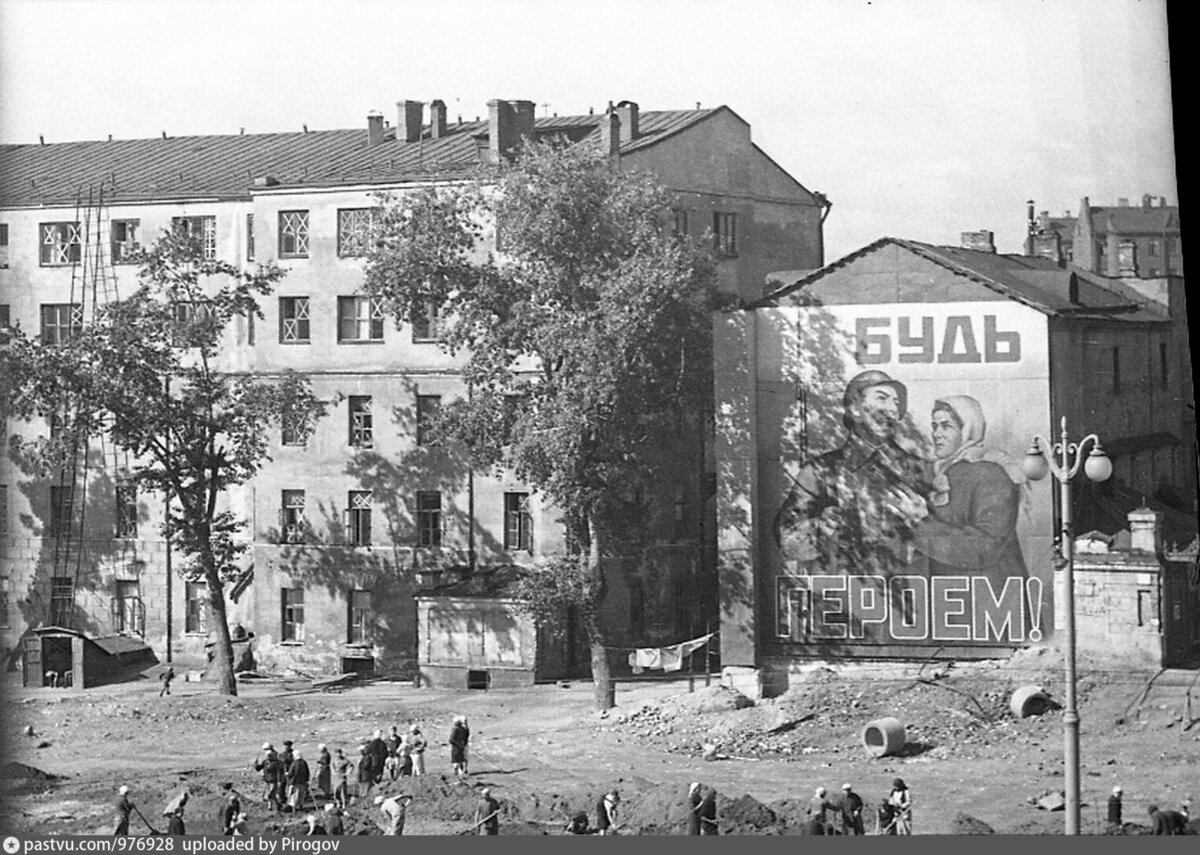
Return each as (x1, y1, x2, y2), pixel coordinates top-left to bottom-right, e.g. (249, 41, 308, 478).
(842, 370, 907, 418)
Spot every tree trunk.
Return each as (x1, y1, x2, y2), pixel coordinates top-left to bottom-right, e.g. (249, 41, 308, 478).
(205, 564, 237, 696)
(587, 514, 614, 711)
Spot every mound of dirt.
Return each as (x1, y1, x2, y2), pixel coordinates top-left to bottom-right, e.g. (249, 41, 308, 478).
(949, 812, 995, 834)
(2, 761, 58, 780)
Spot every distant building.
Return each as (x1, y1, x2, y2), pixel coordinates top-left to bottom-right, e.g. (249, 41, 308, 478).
(1024, 195, 1182, 278)
(714, 235, 1196, 696)
(0, 98, 828, 683)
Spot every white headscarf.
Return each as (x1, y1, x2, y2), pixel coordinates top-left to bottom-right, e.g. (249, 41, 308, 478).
(928, 395, 1031, 515)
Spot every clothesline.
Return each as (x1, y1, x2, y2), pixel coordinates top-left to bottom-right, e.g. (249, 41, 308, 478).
(624, 632, 717, 674)
(603, 631, 719, 653)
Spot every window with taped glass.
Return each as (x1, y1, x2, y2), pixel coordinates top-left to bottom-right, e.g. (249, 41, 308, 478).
(113, 579, 143, 635)
(185, 582, 207, 634)
(281, 490, 306, 544)
(50, 576, 74, 626)
(337, 208, 377, 257)
(338, 296, 385, 342)
(40, 222, 81, 266)
(115, 482, 137, 539)
(346, 491, 372, 547)
(171, 216, 216, 260)
(110, 219, 140, 264)
(40, 303, 82, 345)
(348, 396, 373, 448)
(712, 211, 737, 257)
(348, 589, 373, 645)
(278, 210, 309, 258)
(416, 394, 441, 445)
(279, 296, 310, 343)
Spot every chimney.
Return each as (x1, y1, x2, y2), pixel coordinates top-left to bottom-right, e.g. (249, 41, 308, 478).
(1159, 196, 1168, 207)
(366, 111, 385, 146)
(599, 108, 620, 160)
(1038, 210, 1051, 231)
(430, 99, 447, 139)
(1141, 193, 1153, 210)
(398, 100, 423, 143)
(487, 99, 536, 163)
(1031, 233, 1063, 266)
(615, 100, 639, 143)
(1127, 507, 1162, 554)
(1117, 197, 1129, 207)
(960, 230, 996, 253)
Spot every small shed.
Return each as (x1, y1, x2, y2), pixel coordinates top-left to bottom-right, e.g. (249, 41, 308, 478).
(22, 625, 157, 690)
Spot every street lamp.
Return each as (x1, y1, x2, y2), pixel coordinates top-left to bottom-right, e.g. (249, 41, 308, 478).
(1021, 416, 1112, 836)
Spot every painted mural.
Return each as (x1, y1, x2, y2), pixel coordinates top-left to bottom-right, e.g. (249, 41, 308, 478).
(766, 302, 1053, 653)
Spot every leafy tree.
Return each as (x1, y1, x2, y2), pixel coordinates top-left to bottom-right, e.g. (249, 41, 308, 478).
(2, 230, 326, 695)
(364, 140, 720, 709)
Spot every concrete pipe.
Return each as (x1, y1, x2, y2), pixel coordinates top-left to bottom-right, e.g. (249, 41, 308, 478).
(861, 717, 906, 757)
(1010, 685, 1050, 718)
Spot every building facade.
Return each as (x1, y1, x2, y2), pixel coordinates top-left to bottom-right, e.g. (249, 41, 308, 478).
(1025, 195, 1182, 279)
(0, 98, 827, 680)
(714, 236, 1196, 696)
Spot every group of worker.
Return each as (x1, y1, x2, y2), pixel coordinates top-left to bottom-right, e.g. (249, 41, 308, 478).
(1107, 785, 1191, 835)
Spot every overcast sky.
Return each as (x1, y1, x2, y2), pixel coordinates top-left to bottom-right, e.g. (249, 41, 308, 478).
(0, 0, 1178, 261)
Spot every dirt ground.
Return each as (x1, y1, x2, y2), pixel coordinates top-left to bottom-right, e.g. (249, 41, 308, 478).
(2, 646, 1198, 836)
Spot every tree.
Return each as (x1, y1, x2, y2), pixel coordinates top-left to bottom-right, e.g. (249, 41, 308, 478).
(1, 229, 326, 695)
(363, 140, 721, 709)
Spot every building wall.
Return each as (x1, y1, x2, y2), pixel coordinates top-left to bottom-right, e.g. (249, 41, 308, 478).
(1071, 555, 1163, 665)
(415, 596, 536, 688)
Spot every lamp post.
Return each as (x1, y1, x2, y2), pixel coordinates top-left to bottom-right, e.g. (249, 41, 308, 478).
(1021, 416, 1112, 836)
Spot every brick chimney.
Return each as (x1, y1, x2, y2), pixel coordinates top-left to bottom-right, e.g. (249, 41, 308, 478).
(487, 99, 537, 163)
(1141, 193, 1153, 211)
(599, 108, 620, 160)
(430, 99, 447, 139)
(615, 100, 639, 143)
(366, 111, 385, 146)
(1032, 232, 1063, 266)
(398, 100, 423, 143)
(960, 230, 996, 253)
(1117, 197, 1129, 207)
(1127, 506, 1162, 554)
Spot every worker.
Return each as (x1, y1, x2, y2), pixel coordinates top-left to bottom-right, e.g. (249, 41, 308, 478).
(686, 782, 703, 835)
(840, 783, 864, 835)
(315, 744, 332, 800)
(699, 784, 718, 835)
(332, 748, 352, 808)
(324, 804, 345, 836)
(158, 665, 175, 697)
(304, 813, 326, 835)
(807, 786, 834, 835)
(1149, 804, 1187, 835)
(376, 794, 412, 835)
(356, 744, 376, 800)
(408, 724, 428, 776)
(596, 790, 620, 835)
(287, 749, 311, 813)
(255, 742, 282, 811)
(219, 784, 242, 835)
(113, 785, 135, 836)
(449, 715, 470, 778)
(887, 778, 912, 835)
(474, 787, 500, 835)
(365, 729, 389, 784)
(565, 811, 592, 835)
(1107, 785, 1123, 831)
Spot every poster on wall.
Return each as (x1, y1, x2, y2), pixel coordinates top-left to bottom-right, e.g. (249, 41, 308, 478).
(768, 302, 1053, 652)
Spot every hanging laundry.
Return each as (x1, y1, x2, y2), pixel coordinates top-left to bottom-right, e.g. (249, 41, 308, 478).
(627, 633, 715, 673)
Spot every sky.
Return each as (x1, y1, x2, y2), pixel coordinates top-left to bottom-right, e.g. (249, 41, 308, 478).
(0, 0, 1178, 261)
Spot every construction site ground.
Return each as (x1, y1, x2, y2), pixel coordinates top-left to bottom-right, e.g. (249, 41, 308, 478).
(2, 645, 1198, 836)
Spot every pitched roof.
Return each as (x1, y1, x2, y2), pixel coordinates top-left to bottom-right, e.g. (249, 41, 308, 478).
(1090, 204, 1180, 235)
(0, 109, 721, 208)
(760, 237, 1169, 322)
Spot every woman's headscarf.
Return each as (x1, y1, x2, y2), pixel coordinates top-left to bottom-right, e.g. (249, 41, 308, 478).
(929, 396, 986, 506)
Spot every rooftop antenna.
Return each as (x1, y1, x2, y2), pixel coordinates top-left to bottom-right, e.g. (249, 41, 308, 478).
(240, 127, 245, 135)
(39, 135, 45, 145)
(303, 124, 309, 133)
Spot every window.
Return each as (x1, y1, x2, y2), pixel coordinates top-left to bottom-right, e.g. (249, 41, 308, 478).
(278, 210, 309, 258)
(416, 395, 441, 445)
(115, 482, 137, 539)
(338, 296, 385, 342)
(1165, 238, 1175, 256)
(0, 583, 9, 629)
(0, 304, 10, 345)
(1112, 347, 1121, 395)
(50, 576, 74, 626)
(417, 491, 442, 547)
(282, 587, 305, 642)
(411, 300, 443, 342)
(346, 491, 372, 546)
(0, 484, 8, 536)
(112, 579, 144, 635)
(41, 303, 82, 344)
(1148, 239, 1159, 257)
(281, 490, 306, 544)
(348, 396, 373, 448)
(504, 492, 533, 553)
(281, 403, 309, 447)
(279, 297, 311, 343)
(171, 216, 217, 260)
(0, 223, 8, 268)
(171, 300, 214, 346)
(337, 208, 377, 257)
(49, 486, 73, 538)
(246, 214, 255, 262)
(40, 222, 82, 266)
(348, 589, 372, 645)
(673, 208, 689, 237)
(1160, 342, 1169, 390)
(713, 212, 738, 257)
(110, 219, 140, 264)
(185, 582, 207, 634)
